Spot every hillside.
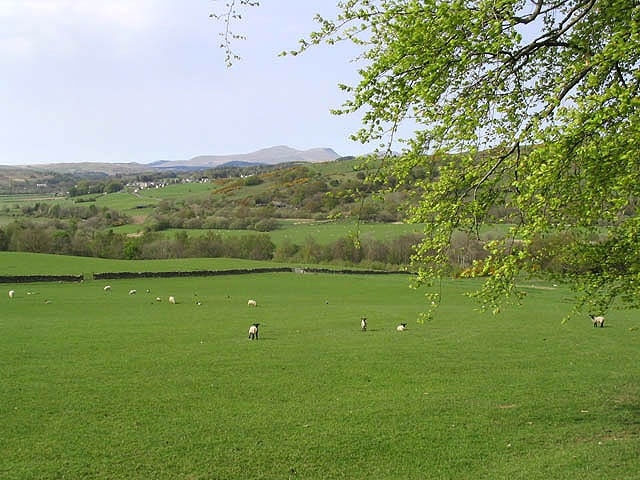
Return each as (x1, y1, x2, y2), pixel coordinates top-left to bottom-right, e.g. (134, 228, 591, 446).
(0, 146, 348, 194)
(150, 146, 341, 170)
(0, 154, 425, 269)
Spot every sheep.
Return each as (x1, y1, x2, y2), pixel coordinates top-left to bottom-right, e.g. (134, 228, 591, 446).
(129, 289, 137, 295)
(103, 285, 111, 292)
(247, 299, 257, 307)
(360, 317, 368, 331)
(8, 290, 15, 299)
(156, 297, 162, 302)
(590, 315, 605, 328)
(248, 323, 260, 340)
(168, 296, 176, 304)
(396, 323, 408, 332)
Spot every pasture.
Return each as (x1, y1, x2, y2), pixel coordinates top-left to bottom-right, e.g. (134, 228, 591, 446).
(114, 219, 426, 246)
(0, 251, 285, 277)
(1, 271, 639, 479)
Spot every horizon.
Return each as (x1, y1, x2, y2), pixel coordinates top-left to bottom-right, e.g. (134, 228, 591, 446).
(0, 145, 356, 168)
(0, 144, 354, 168)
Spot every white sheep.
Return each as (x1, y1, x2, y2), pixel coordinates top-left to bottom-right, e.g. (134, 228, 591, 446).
(360, 317, 368, 331)
(396, 323, 407, 332)
(590, 315, 605, 328)
(128, 289, 137, 295)
(248, 323, 260, 340)
(8, 290, 15, 299)
(168, 296, 176, 304)
(156, 297, 162, 302)
(247, 299, 257, 307)
(103, 285, 111, 292)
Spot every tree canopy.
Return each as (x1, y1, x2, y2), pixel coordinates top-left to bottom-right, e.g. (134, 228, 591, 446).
(215, 0, 640, 318)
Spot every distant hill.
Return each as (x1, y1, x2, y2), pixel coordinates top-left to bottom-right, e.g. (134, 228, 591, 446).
(4, 146, 343, 175)
(149, 146, 341, 170)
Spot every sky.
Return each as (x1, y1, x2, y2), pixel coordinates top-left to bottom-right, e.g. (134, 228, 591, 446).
(0, 1, 372, 166)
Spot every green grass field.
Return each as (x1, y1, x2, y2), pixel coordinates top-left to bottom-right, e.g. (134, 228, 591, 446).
(112, 220, 425, 245)
(0, 252, 299, 277)
(1, 259, 638, 479)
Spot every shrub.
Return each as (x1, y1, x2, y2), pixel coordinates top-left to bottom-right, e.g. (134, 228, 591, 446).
(254, 218, 277, 232)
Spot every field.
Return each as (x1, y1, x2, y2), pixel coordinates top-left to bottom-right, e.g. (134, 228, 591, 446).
(1, 256, 639, 479)
(109, 220, 427, 246)
(0, 252, 288, 277)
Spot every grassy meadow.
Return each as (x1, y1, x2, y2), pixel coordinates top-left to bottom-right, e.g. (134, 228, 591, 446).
(0, 251, 288, 277)
(110, 220, 426, 247)
(1, 254, 639, 479)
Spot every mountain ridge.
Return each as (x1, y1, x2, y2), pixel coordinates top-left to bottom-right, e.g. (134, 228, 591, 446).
(3, 146, 343, 174)
(149, 145, 341, 169)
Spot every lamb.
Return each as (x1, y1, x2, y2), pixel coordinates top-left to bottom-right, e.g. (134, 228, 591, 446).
(396, 323, 407, 332)
(8, 290, 15, 299)
(248, 323, 260, 340)
(360, 317, 368, 331)
(168, 296, 176, 304)
(128, 289, 137, 295)
(590, 315, 605, 328)
(103, 285, 111, 292)
(247, 299, 257, 307)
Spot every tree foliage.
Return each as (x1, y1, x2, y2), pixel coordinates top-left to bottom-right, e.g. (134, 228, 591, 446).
(219, 0, 640, 317)
(209, 0, 260, 67)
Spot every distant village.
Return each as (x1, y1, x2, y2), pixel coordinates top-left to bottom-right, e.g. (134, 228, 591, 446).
(128, 176, 211, 193)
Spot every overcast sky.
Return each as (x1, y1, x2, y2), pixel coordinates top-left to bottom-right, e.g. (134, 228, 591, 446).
(0, 1, 372, 165)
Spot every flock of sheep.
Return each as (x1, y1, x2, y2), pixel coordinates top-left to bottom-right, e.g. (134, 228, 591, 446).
(7, 288, 609, 338)
(8, 287, 256, 340)
(104, 284, 179, 304)
(246, 314, 408, 341)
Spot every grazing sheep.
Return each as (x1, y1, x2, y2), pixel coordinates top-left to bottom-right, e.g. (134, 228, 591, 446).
(168, 296, 176, 304)
(129, 289, 137, 295)
(247, 299, 257, 307)
(360, 317, 368, 331)
(8, 290, 15, 299)
(590, 315, 605, 328)
(156, 297, 162, 302)
(396, 323, 408, 332)
(248, 323, 260, 340)
(103, 285, 111, 292)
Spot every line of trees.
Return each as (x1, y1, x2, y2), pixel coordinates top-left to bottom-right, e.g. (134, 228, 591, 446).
(1, 213, 619, 278)
(0, 218, 423, 267)
(67, 180, 125, 197)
